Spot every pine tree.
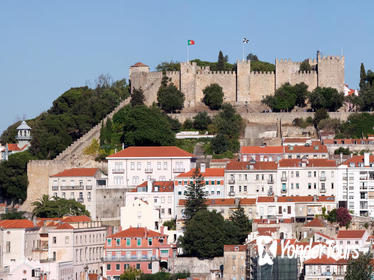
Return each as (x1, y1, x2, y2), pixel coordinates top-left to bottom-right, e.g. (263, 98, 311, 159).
(360, 63, 367, 90)
(217, 50, 225, 71)
(230, 204, 252, 243)
(130, 88, 145, 106)
(184, 168, 207, 222)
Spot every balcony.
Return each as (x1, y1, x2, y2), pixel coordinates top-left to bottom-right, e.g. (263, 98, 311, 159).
(145, 168, 153, 173)
(173, 168, 186, 173)
(52, 186, 59, 191)
(281, 188, 287, 193)
(319, 176, 326, 181)
(281, 177, 287, 182)
(228, 191, 235, 196)
(60, 185, 84, 191)
(102, 255, 158, 262)
(228, 178, 235, 184)
(77, 197, 84, 203)
(112, 169, 125, 174)
(86, 185, 92, 190)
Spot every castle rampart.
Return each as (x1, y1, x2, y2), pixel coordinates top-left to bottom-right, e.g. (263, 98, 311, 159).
(130, 51, 344, 107)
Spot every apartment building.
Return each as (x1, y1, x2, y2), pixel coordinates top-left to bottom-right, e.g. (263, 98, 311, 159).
(104, 227, 175, 279)
(225, 160, 277, 198)
(337, 154, 374, 217)
(174, 166, 225, 201)
(239, 146, 283, 162)
(47, 217, 106, 280)
(49, 168, 107, 220)
(283, 143, 328, 159)
(304, 256, 347, 280)
(223, 245, 246, 280)
(277, 158, 337, 197)
(107, 146, 195, 189)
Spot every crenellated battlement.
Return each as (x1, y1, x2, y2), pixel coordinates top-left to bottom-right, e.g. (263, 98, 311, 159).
(275, 58, 302, 66)
(251, 71, 275, 75)
(197, 70, 236, 75)
(294, 70, 317, 75)
(318, 55, 344, 62)
(165, 71, 180, 76)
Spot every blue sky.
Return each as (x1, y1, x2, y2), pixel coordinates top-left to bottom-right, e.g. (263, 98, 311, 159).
(0, 0, 373, 133)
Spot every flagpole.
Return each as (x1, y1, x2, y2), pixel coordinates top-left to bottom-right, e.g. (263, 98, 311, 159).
(242, 43, 244, 61)
(187, 44, 189, 62)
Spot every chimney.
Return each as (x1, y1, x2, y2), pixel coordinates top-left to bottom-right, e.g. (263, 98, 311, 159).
(364, 152, 370, 167)
(200, 163, 206, 173)
(147, 180, 152, 193)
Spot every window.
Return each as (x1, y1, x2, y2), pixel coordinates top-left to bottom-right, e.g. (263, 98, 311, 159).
(126, 238, 131, 246)
(308, 171, 311, 177)
(163, 162, 167, 170)
(148, 262, 152, 270)
(53, 237, 57, 244)
(130, 162, 135, 170)
(211, 180, 215, 185)
(136, 263, 141, 270)
(296, 171, 299, 177)
(116, 238, 121, 246)
(107, 264, 111, 271)
(314, 183, 317, 189)
(256, 174, 259, 181)
(296, 183, 299, 189)
(70, 192, 75, 199)
(244, 186, 247, 192)
(137, 238, 141, 246)
(287, 206, 291, 214)
(291, 183, 294, 189)
(132, 176, 139, 184)
(278, 206, 282, 214)
(124, 264, 129, 270)
(239, 186, 242, 192)
(87, 192, 91, 202)
(331, 183, 334, 189)
(62, 192, 66, 198)
(308, 183, 311, 189)
(157, 162, 161, 170)
(116, 264, 120, 270)
(53, 251, 56, 260)
(114, 176, 124, 185)
(65, 236, 69, 244)
(107, 238, 112, 246)
(137, 162, 141, 170)
(148, 238, 153, 246)
(6, 241, 10, 253)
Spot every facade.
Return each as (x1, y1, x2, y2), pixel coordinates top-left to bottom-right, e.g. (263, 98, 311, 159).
(304, 256, 347, 280)
(106, 146, 195, 190)
(49, 168, 107, 220)
(104, 227, 175, 279)
(1, 121, 32, 161)
(223, 245, 246, 280)
(225, 160, 277, 198)
(336, 229, 369, 250)
(277, 158, 337, 197)
(239, 146, 283, 162)
(130, 52, 344, 107)
(47, 217, 106, 280)
(283, 143, 328, 159)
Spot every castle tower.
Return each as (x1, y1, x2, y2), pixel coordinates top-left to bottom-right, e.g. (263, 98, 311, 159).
(16, 120, 32, 148)
(180, 62, 198, 107)
(129, 62, 150, 93)
(316, 52, 345, 92)
(236, 60, 251, 102)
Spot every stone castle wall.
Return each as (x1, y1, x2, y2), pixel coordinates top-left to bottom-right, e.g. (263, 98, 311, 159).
(130, 52, 344, 107)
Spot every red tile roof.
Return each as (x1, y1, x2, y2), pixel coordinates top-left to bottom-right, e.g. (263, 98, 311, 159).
(131, 62, 149, 67)
(279, 159, 336, 167)
(315, 232, 334, 240)
(51, 168, 99, 177)
(304, 218, 324, 227)
(278, 196, 314, 203)
(56, 223, 74, 230)
(61, 216, 91, 223)
(284, 144, 328, 154)
(178, 199, 235, 206)
(283, 138, 311, 143)
(324, 139, 369, 145)
(134, 181, 174, 192)
(0, 219, 35, 229)
(107, 146, 194, 158)
(304, 254, 347, 265)
(226, 160, 277, 171)
(224, 245, 246, 252)
(317, 196, 335, 202)
(240, 146, 283, 154)
(337, 230, 366, 239)
(7, 143, 28, 151)
(257, 227, 277, 236)
(240, 198, 256, 205)
(177, 168, 224, 178)
(342, 155, 374, 167)
(257, 197, 275, 203)
(109, 227, 163, 238)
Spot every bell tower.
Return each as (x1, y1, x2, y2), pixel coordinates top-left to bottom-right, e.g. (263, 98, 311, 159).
(16, 120, 32, 148)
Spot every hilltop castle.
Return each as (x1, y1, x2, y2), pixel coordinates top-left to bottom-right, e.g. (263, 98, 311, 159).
(129, 51, 344, 107)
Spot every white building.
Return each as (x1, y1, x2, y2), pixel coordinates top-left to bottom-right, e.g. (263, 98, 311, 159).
(106, 146, 195, 190)
(1, 121, 32, 161)
(49, 168, 107, 220)
(224, 160, 277, 198)
(277, 158, 337, 197)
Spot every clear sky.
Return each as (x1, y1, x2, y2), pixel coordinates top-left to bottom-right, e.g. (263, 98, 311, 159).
(0, 0, 373, 134)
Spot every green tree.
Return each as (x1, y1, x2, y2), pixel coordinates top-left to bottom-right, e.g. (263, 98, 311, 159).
(31, 195, 90, 218)
(202, 84, 224, 110)
(338, 113, 374, 138)
(229, 205, 252, 243)
(182, 119, 194, 130)
(0, 210, 26, 220)
(130, 88, 145, 106)
(179, 210, 240, 258)
(163, 219, 176, 230)
(156, 61, 180, 72)
(113, 105, 176, 146)
(313, 108, 329, 127)
(354, 87, 374, 111)
(247, 53, 259, 61)
(193, 112, 212, 131)
(184, 169, 207, 222)
(360, 63, 367, 90)
(308, 87, 344, 112)
(326, 208, 337, 223)
(211, 133, 230, 154)
(120, 267, 141, 280)
(157, 74, 185, 113)
(334, 147, 350, 155)
(345, 253, 373, 280)
(217, 51, 225, 71)
(299, 59, 312, 71)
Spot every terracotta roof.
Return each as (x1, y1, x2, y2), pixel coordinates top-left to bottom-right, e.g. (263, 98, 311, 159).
(324, 139, 369, 145)
(304, 254, 347, 265)
(177, 168, 224, 178)
(134, 181, 174, 192)
(367, 235, 374, 242)
(342, 155, 374, 167)
(240, 146, 283, 154)
(315, 232, 334, 240)
(278, 196, 313, 203)
(224, 245, 246, 252)
(178, 198, 235, 206)
(279, 159, 336, 168)
(56, 223, 74, 230)
(131, 62, 149, 67)
(226, 160, 277, 171)
(257, 227, 277, 236)
(240, 198, 256, 205)
(317, 196, 335, 202)
(109, 227, 163, 238)
(283, 138, 311, 143)
(61, 216, 91, 223)
(253, 219, 278, 224)
(257, 197, 275, 203)
(211, 159, 231, 162)
(337, 230, 366, 239)
(284, 144, 328, 154)
(6, 143, 27, 151)
(51, 168, 99, 177)
(304, 218, 324, 227)
(107, 146, 194, 158)
(0, 219, 35, 229)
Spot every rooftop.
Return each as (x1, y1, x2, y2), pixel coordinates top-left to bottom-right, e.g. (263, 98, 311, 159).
(177, 168, 224, 178)
(337, 230, 366, 239)
(131, 62, 149, 68)
(133, 181, 174, 192)
(278, 159, 336, 168)
(51, 168, 99, 177)
(107, 146, 194, 158)
(284, 144, 328, 154)
(61, 216, 91, 223)
(240, 146, 283, 154)
(17, 120, 31, 130)
(226, 160, 277, 171)
(224, 245, 246, 252)
(304, 218, 324, 227)
(109, 227, 164, 238)
(0, 219, 35, 229)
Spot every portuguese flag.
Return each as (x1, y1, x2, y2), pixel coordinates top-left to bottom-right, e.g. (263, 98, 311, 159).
(187, 40, 195, 45)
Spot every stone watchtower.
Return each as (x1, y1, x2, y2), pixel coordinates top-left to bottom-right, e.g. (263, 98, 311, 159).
(16, 120, 31, 148)
(316, 51, 345, 92)
(129, 62, 150, 94)
(236, 60, 251, 102)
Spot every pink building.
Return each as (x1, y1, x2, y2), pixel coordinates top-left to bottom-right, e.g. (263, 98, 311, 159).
(240, 146, 283, 162)
(104, 227, 175, 279)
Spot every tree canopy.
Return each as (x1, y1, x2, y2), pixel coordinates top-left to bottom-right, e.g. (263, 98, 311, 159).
(31, 195, 90, 218)
(202, 84, 224, 110)
(229, 205, 252, 243)
(157, 74, 185, 113)
(309, 87, 344, 112)
(299, 59, 312, 71)
(345, 253, 373, 280)
(193, 112, 212, 131)
(130, 88, 145, 106)
(183, 169, 207, 222)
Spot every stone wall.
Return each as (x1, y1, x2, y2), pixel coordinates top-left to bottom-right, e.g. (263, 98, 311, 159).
(170, 256, 223, 279)
(318, 54, 345, 92)
(96, 188, 126, 222)
(249, 71, 275, 101)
